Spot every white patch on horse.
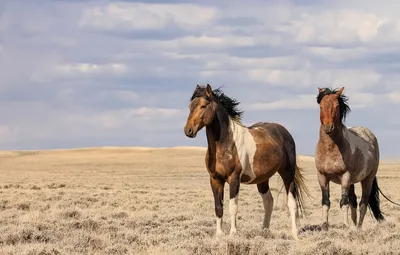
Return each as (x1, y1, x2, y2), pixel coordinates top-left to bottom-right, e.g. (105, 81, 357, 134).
(216, 217, 223, 236)
(230, 118, 257, 184)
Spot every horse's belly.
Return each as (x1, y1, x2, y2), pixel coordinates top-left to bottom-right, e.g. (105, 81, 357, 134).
(351, 166, 371, 183)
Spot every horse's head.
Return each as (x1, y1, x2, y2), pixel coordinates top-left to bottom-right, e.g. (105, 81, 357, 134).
(184, 84, 217, 138)
(317, 87, 348, 135)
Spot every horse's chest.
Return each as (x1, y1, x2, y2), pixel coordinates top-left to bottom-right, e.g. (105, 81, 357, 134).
(315, 153, 346, 175)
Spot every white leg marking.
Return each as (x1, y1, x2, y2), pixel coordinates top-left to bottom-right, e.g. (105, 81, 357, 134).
(342, 205, 349, 227)
(287, 191, 298, 240)
(322, 205, 329, 224)
(229, 196, 238, 235)
(261, 190, 274, 229)
(216, 217, 224, 237)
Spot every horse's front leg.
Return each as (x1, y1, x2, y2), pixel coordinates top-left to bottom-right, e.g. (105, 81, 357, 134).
(210, 176, 225, 237)
(340, 172, 351, 227)
(229, 174, 240, 235)
(318, 171, 330, 229)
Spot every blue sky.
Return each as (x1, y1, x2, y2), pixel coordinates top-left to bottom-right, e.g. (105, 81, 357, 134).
(1, 0, 400, 158)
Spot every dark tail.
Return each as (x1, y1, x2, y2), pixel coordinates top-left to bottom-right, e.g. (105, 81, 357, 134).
(368, 177, 385, 221)
(275, 164, 312, 216)
(293, 164, 312, 217)
(377, 181, 400, 207)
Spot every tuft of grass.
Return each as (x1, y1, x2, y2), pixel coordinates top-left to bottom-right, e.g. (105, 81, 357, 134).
(17, 202, 31, 211)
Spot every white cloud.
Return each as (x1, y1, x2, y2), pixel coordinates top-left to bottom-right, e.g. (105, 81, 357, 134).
(247, 68, 382, 89)
(346, 92, 381, 108)
(290, 10, 385, 44)
(305, 47, 369, 62)
(128, 107, 180, 119)
(56, 63, 127, 75)
(79, 3, 217, 30)
(247, 69, 313, 87)
(247, 94, 316, 111)
(388, 91, 400, 104)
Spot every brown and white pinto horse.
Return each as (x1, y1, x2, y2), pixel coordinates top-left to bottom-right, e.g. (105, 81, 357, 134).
(315, 87, 384, 229)
(184, 84, 309, 240)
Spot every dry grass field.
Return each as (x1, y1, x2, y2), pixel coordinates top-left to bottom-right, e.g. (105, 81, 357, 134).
(0, 147, 399, 255)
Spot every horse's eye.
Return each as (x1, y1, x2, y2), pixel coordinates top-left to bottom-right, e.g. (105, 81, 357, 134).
(200, 105, 206, 109)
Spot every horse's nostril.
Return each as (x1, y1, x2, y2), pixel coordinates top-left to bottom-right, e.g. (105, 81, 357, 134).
(188, 128, 192, 134)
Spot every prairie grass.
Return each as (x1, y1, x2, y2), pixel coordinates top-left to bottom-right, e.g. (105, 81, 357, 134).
(0, 147, 399, 254)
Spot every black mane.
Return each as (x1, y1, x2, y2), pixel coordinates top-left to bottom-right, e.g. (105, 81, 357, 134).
(191, 85, 243, 120)
(317, 88, 351, 122)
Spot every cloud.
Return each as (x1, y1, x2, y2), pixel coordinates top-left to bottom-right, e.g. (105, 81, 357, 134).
(247, 94, 316, 111)
(79, 3, 216, 32)
(56, 63, 127, 76)
(128, 107, 181, 119)
(388, 92, 400, 104)
(1, 0, 400, 158)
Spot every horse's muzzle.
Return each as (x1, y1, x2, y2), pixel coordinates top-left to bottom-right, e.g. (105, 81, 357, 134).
(184, 126, 196, 138)
(324, 124, 334, 135)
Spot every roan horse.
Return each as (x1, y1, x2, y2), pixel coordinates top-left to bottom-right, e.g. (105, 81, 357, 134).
(315, 87, 385, 229)
(184, 84, 309, 240)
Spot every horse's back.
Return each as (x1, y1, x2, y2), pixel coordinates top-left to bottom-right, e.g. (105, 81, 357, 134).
(249, 122, 294, 142)
(348, 126, 379, 158)
(348, 126, 378, 147)
(248, 121, 296, 156)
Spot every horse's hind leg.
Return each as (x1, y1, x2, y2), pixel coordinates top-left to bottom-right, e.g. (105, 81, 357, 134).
(358, 178, 373, 228)
(358, 174, 384, 228)
(257, 181, 273, 230)
(349, 184, 357, 226)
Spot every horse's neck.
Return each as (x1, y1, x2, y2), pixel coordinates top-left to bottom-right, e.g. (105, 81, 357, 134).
(206, 114, 230, 151)
(206, 116, 238, 154)
(318, 124, 347, 151)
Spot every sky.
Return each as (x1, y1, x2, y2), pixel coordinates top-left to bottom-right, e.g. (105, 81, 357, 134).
(1, 0, 400, 158)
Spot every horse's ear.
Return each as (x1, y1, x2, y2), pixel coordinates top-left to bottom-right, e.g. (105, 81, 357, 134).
(196, 84, 201, 90)
(318, 87, 324, 93)
(206, 84, 213, 97)
(337, 87, 344, 96)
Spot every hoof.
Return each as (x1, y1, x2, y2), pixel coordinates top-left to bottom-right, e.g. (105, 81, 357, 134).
(321, 222, 329, 231)
(229, 229, 238, 236)
(292, 230, 299, 241)
(261, 226, 270, 232)
(215, 231, 225, 239)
